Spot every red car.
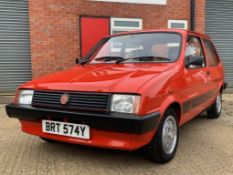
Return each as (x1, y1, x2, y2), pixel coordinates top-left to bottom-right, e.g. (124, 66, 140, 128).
(6, 29, 226, 163)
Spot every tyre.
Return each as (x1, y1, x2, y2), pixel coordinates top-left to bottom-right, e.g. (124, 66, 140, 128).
(207, 93, 222, 119)
(40, 137, 56, 143)
(145, 108, 179, 164)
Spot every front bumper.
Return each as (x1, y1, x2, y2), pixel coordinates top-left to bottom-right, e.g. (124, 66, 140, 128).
(6, 104, 160, 134)
(6, 104, 160, 150)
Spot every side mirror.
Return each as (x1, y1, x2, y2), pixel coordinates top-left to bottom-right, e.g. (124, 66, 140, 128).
(75, 58, 88, 65)
(185, 56, 204, 68)
(75, 58, 81, 64)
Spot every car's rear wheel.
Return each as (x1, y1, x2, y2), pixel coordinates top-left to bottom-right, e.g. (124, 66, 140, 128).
(145, 108, 179, 164)
(207, 92, 222, 119)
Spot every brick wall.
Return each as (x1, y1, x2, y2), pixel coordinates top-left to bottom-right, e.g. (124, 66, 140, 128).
(195, 0, 206, 33)
(29, 0, 205, 78)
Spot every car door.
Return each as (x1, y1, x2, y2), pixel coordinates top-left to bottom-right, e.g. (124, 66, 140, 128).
(181, 35, 212, 123)
(202, 39, 223, 96)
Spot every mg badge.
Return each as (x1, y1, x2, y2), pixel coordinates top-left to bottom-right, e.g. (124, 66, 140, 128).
(60, 93, 70, 105)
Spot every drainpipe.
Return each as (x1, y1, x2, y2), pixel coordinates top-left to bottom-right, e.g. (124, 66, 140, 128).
(191, 0, 195, 31)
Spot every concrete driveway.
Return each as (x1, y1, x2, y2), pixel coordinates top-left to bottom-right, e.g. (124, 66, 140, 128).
(0, 95, 233, 175)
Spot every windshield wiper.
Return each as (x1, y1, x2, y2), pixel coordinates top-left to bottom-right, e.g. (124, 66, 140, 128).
(116, 56, 172, 64)
(95, 56, 125, 62)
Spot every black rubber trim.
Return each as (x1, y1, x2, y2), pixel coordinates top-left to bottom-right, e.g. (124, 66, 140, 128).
(5, 104, 160, 134)
(182, 90, 215, 114)
(224, 82, 228, 89)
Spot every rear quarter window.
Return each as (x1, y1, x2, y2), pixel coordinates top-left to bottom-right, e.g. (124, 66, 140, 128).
(203, 39, 219, 66)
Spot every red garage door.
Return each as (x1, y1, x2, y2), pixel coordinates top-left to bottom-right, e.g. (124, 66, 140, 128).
(80, 17, 110, 57)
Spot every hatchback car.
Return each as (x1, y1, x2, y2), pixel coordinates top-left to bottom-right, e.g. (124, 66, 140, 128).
(6, 29, 226, 163)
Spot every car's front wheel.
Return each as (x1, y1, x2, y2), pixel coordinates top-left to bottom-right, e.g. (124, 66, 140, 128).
(145, 108, 179, 164)
(207, 92, 222, 119)
(39, 137, 56, 143)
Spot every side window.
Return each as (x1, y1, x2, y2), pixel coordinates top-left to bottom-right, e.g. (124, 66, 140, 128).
(203, 39, 219, 66)
(185, 36, 205, 68)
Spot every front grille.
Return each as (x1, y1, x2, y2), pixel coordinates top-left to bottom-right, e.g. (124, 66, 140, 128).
(32, 90, 111, 112)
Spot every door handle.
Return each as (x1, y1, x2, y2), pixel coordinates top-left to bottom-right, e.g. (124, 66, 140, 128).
(206, 71, 211, 76)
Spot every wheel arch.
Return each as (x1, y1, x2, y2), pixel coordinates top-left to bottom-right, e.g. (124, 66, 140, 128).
(159, 97, 182, 126)
(166, 102, 182, 125)
(220, 84, 224, 94)
(218, 80, 225, 94)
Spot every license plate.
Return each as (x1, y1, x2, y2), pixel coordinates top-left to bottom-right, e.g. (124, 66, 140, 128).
(42, 120, 90, 140)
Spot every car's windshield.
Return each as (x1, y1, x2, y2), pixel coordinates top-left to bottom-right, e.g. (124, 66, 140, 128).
(88, 32, 182, 64)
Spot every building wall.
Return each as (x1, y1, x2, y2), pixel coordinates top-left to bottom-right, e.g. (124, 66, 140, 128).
(29, 0, 205, 78)
(195, 0, 205, 33)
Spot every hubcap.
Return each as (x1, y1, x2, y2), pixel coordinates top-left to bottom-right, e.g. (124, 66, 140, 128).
(216, 94, 222, 114)
(162, 115, 177, 154)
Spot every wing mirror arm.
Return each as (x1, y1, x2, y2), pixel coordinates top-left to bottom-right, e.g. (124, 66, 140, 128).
(75, 58, 80, 64)
(75, 58, 88, 65)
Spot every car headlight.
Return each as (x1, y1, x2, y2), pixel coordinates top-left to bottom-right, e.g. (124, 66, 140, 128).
(111, 94, 140, 114)
(18, 90, 34, 105)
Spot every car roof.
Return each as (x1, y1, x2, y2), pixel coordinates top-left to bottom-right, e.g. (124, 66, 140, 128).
(109, 28, 210, 39)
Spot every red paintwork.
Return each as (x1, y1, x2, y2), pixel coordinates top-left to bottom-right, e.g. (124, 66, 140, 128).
(81, 17, 110, 57)
(17, 29, 224, 150)
(20, 120, 155, 151)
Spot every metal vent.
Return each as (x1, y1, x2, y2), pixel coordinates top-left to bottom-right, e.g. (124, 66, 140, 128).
(0, 0, 32, 91)
(206, 0, 233, 87)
